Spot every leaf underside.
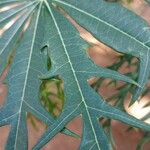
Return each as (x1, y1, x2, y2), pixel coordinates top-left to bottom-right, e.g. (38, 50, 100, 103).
(0, 0, 150, 150)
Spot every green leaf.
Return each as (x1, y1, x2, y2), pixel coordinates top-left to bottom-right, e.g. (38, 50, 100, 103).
(32, 1, 149, 150)
(54, 0, 150, 102)
(0, 1, 79, 149)
(0, 1, 55, 149)
(146, 0, 150, 4)
(0, 0, 150, 150)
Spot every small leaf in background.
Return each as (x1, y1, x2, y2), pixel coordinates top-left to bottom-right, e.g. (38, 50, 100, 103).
(40, 77, 64, 118)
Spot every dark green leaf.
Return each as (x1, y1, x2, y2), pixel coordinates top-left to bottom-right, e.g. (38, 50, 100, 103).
(1, 0, 150, 150)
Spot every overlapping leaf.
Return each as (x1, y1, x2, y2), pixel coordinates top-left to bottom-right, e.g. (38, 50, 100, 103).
(33, 1, 150, 150)
(54, 0, 150, 102)
(0, 1, 56, 149)
(0, 0, 150, 150)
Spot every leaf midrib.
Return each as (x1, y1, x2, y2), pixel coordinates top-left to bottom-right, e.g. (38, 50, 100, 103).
(54, 0, 150, 97)
(0, 0, 20, 5)
(14, 2, 42, 149)
(0, 0, 37, 23)
(44, 1, 101, 149)
(0, 2, 38, 56)
(54, 0, 150, 51)
(88, 106, 150, 131)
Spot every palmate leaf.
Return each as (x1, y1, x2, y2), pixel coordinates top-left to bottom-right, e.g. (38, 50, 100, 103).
(0, 0, 77, 149)
(0, 1, 58, 149)
(0, 0, 150, 150)
(54, 0, 150, 102)
(33, 1, 150, 150)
